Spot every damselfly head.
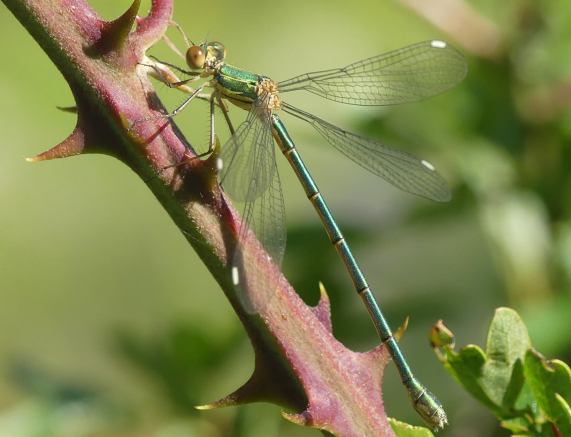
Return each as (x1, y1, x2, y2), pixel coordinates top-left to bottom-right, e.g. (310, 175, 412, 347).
(186, 41, 226, 70)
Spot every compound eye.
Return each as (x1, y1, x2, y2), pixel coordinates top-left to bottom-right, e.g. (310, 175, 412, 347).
(186, 45, 205, 69)
(207, 41, 226, 63)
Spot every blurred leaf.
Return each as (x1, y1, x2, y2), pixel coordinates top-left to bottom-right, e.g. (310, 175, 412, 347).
(116, 322, 242, 412)
(9, 362, 98, 404)
(524, 349, 571, 435)
(500, 416, 531, 434)
(522, 294, 571, 356)
(389, 417, 434, 437)
(2, 364, 130, 437)
(555, 394, 571, 431)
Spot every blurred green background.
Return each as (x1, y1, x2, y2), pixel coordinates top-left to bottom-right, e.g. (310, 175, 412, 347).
(1, 0, 570, 436)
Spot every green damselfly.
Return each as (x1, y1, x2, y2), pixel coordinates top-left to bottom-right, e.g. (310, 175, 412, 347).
(145, 27, 467, 429)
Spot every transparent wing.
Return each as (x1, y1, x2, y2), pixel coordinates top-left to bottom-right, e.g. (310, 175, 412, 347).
(283, 102, 450, 202)
(220, 108, 276, 202)
(278, 40, 467, 106)
(219, 98, 286, 313)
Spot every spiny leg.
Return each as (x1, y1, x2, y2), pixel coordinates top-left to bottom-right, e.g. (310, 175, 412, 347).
(208, 93, 216, 155)
(177, 93, 227, 161)
(169, 83, 207, 117)
(172, 93, 239, 186)
(215, 94, 241, 185)
(139, 61, 199, 89)
(148, 55, 196, 77)
(217, 95, 237, 137)
(148, 90, 219, 181)
(134, 83, 210, 182)
(181, 92, 219, 161)
(186, 93, 219, 161)
(131, 83, 207, 130)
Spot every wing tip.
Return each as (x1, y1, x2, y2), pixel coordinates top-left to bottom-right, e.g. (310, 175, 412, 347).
(436, 189, 452, 202)
(430, 40, 448, 49)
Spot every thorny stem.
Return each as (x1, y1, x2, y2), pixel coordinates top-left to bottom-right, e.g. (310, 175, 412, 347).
(0, 0, 419, 435)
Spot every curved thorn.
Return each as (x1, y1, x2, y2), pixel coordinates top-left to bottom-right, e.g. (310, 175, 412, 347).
(27, 127, 86, 162)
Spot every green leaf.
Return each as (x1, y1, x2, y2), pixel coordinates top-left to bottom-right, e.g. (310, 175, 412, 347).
(434, 308, 571, 435)
(499, 417, 557, 436)
(483, 308, 531, 409)
(435, 308, 531, 416)
(446, 345, 498, 411)
(555, 394, 571, 430)
(525, 349, 571, 435)
(389, 418, 435, 437)
(500, 417, 529, 433)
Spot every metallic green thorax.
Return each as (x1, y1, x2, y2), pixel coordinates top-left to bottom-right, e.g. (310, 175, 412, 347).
(214, 64, 262, 107)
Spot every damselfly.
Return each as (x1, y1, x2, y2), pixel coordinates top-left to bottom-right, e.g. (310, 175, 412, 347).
(144, 26, 467, 430)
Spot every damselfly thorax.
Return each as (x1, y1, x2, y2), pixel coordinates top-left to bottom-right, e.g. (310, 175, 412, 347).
(213, 64, 281, 113)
